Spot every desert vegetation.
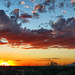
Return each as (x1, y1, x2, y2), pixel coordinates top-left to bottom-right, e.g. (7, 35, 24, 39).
(0, 66, 75, 75)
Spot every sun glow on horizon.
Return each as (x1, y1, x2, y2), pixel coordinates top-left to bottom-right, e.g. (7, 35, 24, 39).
(1, 62, 10, 66)
(0, 60, 15, 66)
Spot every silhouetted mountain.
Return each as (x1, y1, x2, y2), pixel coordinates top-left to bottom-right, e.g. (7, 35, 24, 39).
(68, 62, 75, 66)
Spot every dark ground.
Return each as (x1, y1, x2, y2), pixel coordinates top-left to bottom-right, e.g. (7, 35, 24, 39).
(0, 66, 75, 75)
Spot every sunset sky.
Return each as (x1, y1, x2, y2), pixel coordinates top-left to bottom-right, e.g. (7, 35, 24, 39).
(0, 0, 75, 66)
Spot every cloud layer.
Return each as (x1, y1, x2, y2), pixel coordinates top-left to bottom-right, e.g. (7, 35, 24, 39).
(0, 10, 75, 49)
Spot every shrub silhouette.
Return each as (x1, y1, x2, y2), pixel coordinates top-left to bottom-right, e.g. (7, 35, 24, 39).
(48, 61, 58, 66)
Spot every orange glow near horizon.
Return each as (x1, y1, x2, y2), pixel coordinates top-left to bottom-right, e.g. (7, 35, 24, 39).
(0, 60, 15, 66)
(0, 45, 75, 66)
(1, 62, 10, 66)
(0, 58, 75, 66)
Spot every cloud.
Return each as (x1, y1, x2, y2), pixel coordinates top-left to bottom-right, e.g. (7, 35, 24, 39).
(10, 9, 32, 24)
(21, 1, 25, 4)
(41, 58, 60, 59)
(57, 2, 64, 8)
(0, 10, 75, 49)
(43, 0, 51, 5)
(35, 59, 51, 61)
(20, 14, 32, 18)
(35, 58, 60, 62)
(4, 0, 12, 8)
(32, 12, 40, 19)
(34, 4, 46, 13)
(14, 60, 22, 62)
(74, 8, 75, 11)
(0, 40, 7, 45)
(43, 0, 56, 5)
(36, 58, 60, 61)
(51, 17, 75, 32)
(71, 0, 75, 4)
(38, 0, 75, 13)
(56, 15, 64, 18)
(0, 59, 22, 62)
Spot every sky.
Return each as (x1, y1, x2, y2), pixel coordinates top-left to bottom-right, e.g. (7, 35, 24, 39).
(0, 0, 75, 66)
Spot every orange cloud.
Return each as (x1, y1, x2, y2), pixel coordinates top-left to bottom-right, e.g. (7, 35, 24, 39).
(20, 14, 32, 18)
(21, 1, 25, 4)
(71, 1, 75, 3)
(34, 4, 46, 12)
(0, 41, 7, 45)
(0, 10, 75, 49)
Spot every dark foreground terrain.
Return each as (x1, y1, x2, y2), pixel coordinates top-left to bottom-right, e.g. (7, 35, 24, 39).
(0, 66, 75, 75)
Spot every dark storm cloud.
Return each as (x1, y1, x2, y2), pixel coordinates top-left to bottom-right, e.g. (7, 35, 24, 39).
(0, 10, 75, 49)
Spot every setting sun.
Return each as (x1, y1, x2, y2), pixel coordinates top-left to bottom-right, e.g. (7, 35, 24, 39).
(0, 62, 10, 66)
(1, 62, 10, 66)
(0, 60, 15, 66)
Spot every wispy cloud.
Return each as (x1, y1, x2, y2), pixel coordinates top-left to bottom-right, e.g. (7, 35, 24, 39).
(41, 58, 61, 59)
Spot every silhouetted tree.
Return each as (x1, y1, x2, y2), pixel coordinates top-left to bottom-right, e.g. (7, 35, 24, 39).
(48, 61, 58, 66)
